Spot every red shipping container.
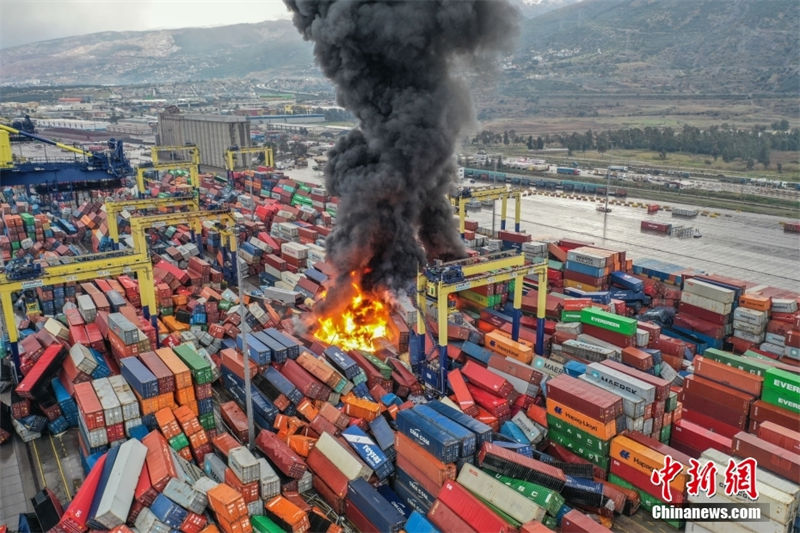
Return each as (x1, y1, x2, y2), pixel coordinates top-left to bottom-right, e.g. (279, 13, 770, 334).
(581, 324, 634, 348)
(671, 418, 733, 455)
(757, 421, 800, 454)
(545, 373, 622, 423)
(679, 392, 748, 429)
(74, 381, 105, 429)
(142, 430, 179, 492)
(561, 509, 613, 533)
(436, 480, 515, 533)
(677, 301, 729, 325)
(732, 431, 800, 481)
(693, 356, 763, 397)
(682, 374, 754, 413)
(621, 347, 654, 371)
(427, 500, 478, 533)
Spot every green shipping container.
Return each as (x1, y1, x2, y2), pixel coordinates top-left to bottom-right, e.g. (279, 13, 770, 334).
(475, 495, 522, 528)
(743, 349, 774, 361)
(545, 414, 610, 454)
(542, 515, 558, 530)
(761, 388, 800, 414)
(608, 474, 684, 529)
(361, 351, 393, 380)
(168, 432, 189, 451)
(172, 343, 213, 384)
(702, 348, 772, 377)
(580, 307, 637, 336)
(548, 430, 610, 470)
(199, 412, 216, 430)
(763, 367, 800, 397)
(660, 424, 671, 444)
(666, 391, 678, 412)
(487, 471, 565, 516)
(560, 310, 582, 322)
(251, 516, 285, 533)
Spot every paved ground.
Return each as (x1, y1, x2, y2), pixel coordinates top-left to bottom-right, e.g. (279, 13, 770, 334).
(469, 190, 799, 291)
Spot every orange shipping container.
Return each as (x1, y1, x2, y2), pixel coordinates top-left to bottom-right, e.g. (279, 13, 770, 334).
(207, 483, 249, 522)
(739, 294, 771, 312)
(156, 347, 193, 389)
(610, 435, 687, 493)
(484, 330, 533, 364)
(546, 398, 616, 440)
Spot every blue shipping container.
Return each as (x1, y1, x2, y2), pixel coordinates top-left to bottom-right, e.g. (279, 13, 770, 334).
(342, 425, 393, 480)
(347, 478, 405, 533)
(120, 357, 158, 399)
(396, 409, 460, 464)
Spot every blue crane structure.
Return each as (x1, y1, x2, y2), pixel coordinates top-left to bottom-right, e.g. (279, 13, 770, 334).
(0, 123, 133, 193)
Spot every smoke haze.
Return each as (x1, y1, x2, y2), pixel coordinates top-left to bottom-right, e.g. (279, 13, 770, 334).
(284, 0, 519, 307)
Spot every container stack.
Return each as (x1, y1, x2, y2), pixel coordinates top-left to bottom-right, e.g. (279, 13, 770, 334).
(544, 374, 621, 473)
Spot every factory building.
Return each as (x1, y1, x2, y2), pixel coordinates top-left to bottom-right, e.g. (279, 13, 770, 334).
(157, 110, 251, 171)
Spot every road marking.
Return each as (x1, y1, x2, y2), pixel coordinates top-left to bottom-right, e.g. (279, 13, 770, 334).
(50, 434, 72, 501)
(30, 440, 47, 488)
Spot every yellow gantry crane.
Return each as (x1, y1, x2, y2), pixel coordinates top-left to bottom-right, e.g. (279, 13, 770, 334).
(452, 186, 522, 236)
(136, 144, 201, 195)
(128, 208, 239, 282)
(414, 251, 548, 392)
(0, 251, 156, 371)
(225, 145, 274, 175)
(105, 194, 200, 247)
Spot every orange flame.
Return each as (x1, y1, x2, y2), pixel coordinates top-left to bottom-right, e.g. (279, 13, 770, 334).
(315, 279, 390, 352)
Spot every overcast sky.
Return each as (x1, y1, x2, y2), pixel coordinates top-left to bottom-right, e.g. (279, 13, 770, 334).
(0, 0, 293, 49)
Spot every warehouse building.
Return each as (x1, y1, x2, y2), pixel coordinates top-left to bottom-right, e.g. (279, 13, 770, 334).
(157, 110, 251, 171)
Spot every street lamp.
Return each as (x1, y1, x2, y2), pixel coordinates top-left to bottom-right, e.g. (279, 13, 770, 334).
(235, 233, 255, 448)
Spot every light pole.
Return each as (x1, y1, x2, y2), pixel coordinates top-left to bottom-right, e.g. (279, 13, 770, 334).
(235, 233, 255, 448)
(602, 171, 610, 242)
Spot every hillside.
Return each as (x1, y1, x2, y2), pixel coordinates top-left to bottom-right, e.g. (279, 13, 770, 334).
(1, 0, 797, 98)
(0, 20, 314, 85)
(509, 0, 799, 95)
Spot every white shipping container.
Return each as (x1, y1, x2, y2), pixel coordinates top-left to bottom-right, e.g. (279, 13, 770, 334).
(193, 476, 220, 494)
(683, 278, 735, 304)
(163, 478, 207, 514)
(765, 332, 786, 346)
(733, 329, 765, 344)
(315, 432, 372, 481)
(680, 291, 733, 315)
(92, 378, 124, 426)
(732, 319, 765, 336)
(257, 458, 281, 500)
(229, 446, 261, 484)
(635, 328, 650, 347)
(77, 294, 97, 322)
(44, 317, 70, 341)
(281, 241, 308, 259)
(772, 298, 798, 313)
(108, 375, 140, 421)
(760, 343, 786, 357)
(576, 334, 622, 361)
(70, 343, 97, 375)
(510, 411, 544, 444)
(124, 418, 143, 437)
(456, 463, 545, 523)
(94, 438, 148, 528)
(134, 507, 171, 533)
(733, 306, 768, 327)
(696, 456, 796, 525)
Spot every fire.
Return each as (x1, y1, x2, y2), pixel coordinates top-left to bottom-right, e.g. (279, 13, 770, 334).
(315, 279, 390, 352)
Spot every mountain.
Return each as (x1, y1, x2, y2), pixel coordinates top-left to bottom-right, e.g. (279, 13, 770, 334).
(1, 0, 797, 96)
(509, 0, 799, 95)
(0, 20, 315, 85)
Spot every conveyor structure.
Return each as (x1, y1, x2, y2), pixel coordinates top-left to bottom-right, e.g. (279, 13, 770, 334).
(452, 186, 522, 237)
(414, 251, 548, 393)
(0, 250, 156, 372)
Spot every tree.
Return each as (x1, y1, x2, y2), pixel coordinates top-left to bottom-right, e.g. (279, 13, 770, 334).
(777, 163, 783, 174)
(536, 136, 544, 149)
(757, 142, 770, 169)
(746, 158, 755, 170)
(503, 131, 510, 145)
(526, 136, 534, 150)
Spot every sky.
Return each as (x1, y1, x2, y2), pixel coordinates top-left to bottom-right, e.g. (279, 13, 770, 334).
(0, 0, 293, 49)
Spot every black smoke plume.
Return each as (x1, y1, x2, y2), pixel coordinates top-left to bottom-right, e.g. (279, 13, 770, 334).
(284, 0, 519, 309)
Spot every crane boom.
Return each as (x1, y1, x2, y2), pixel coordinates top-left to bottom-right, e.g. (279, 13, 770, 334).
(0, 123, 91, 157)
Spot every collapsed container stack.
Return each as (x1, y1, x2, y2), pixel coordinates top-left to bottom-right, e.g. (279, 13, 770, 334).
(4, 172, 800, 533)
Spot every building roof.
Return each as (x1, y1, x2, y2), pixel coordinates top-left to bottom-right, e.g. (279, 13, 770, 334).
(160, 113, 248, 123)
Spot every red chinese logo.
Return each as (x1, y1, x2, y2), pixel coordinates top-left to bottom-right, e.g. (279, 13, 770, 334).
(650, 454, 683, 502)
(724, 457, 759, 500)
(686, 458, 717, 497)
(652, 456, 759, 502)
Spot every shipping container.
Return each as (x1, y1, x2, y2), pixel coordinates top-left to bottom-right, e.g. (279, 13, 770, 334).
(456, 463, 545, 523)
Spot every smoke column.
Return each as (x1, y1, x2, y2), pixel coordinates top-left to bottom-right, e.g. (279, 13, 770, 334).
(284, 0, 519, 309)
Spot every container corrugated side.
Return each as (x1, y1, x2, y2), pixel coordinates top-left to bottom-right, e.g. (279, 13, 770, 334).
(93, 438, 148, 528)
(314, 431, 372, 481)
(457, 463, 545, 524)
